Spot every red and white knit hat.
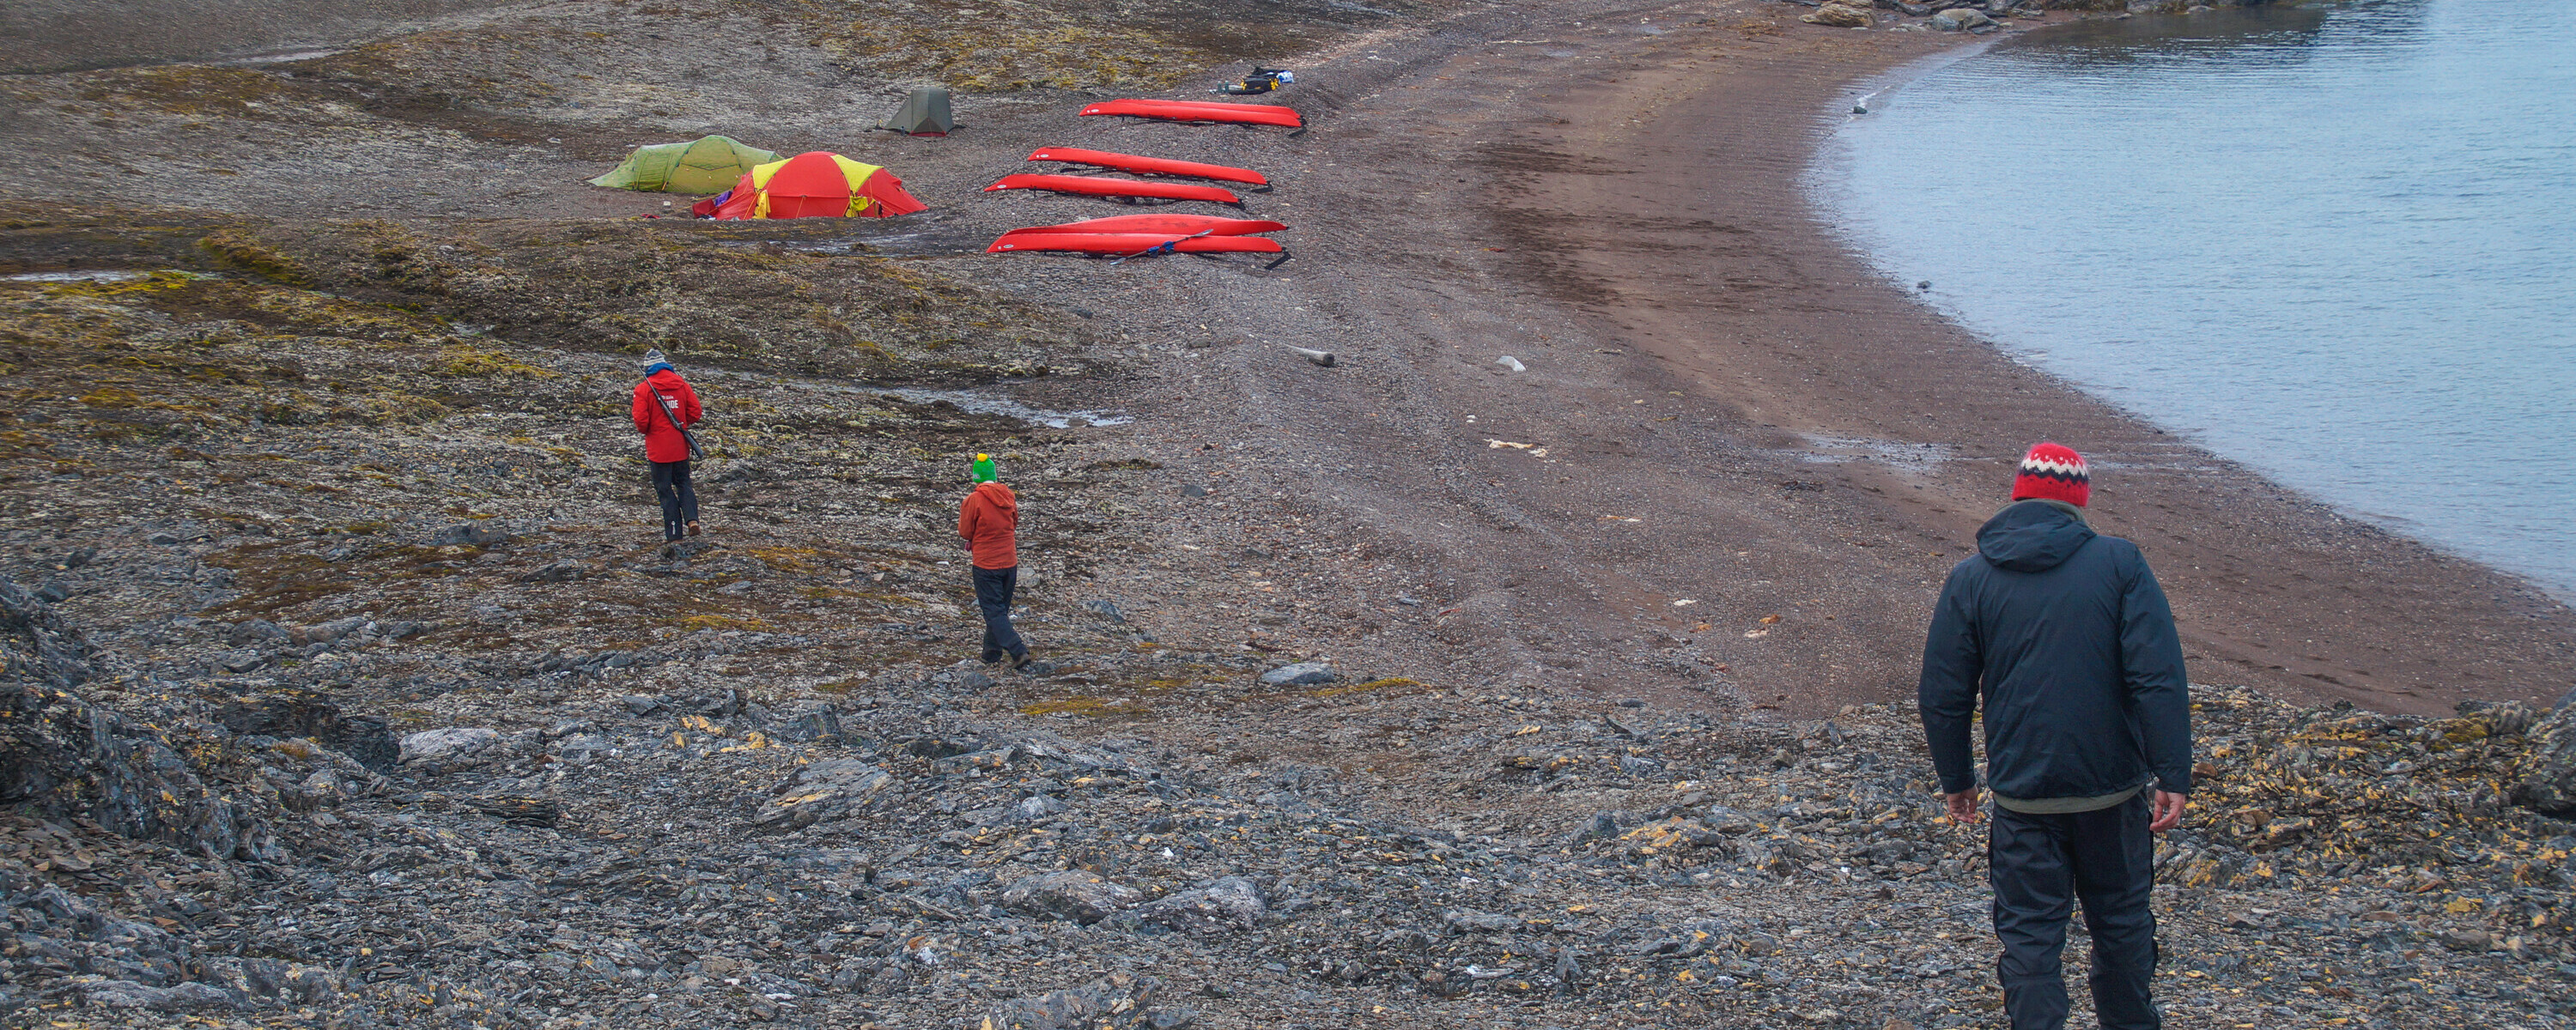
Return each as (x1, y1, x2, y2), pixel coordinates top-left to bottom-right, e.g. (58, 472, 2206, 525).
(2012, 441, 2090, 507)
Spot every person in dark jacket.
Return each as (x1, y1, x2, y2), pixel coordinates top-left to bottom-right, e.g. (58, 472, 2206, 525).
(1919, 441, 2192, 1030)
(629, 348, 702, 542)
(958, 453, 1031, 670)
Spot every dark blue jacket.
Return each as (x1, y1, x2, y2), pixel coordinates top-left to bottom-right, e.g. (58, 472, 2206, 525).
(1919, 500, 2192, 801)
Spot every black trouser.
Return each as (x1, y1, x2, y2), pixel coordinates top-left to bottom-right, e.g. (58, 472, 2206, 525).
(972, 565, 1025, 663)
(1989, 789, 2161, 1030)
(649, 459, 696, 542)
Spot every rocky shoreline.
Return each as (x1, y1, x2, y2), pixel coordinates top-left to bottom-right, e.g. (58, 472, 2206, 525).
(9, 563, 2576, 1027)
(4, 0, 2574, 1027)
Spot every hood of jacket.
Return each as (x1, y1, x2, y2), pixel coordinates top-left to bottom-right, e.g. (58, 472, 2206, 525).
(1978, 499, 2097, 573)
(970, 480, 1017, 516)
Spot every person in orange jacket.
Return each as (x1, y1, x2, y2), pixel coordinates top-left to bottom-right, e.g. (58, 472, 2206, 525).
(629, 348, 703, 542)
(958, 452, 1030, 669)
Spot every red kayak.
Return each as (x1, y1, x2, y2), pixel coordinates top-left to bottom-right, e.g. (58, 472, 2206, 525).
(983, 173, 1242, 206)
(999, 215, 1285, 238)
(1026, 148, 1269, 187)
(1078, 99, 1303, 129)
(987, 233, 1286, 255)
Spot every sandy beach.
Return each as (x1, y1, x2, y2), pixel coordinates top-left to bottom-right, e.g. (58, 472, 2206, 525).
(1028, 0, 2576, 717)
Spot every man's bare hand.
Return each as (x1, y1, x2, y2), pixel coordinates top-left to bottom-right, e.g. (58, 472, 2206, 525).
(2149, 790, 2187, 833)
(1944, 789, 1982, 825)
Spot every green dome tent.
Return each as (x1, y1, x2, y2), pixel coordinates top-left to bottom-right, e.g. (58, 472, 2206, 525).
(588, 136, 784, 193)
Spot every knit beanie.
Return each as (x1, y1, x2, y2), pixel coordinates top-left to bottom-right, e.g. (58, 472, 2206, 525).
(972, 452, 998, 483)
(641, 348, 672, 376)
(2012, 441, 2090, 507)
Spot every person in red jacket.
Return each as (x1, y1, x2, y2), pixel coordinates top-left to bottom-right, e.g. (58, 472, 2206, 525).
(958, 452, 1030, 669)
(629, 348, 703, 542)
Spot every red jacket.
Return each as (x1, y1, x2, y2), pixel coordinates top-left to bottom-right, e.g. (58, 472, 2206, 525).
(957, 482, 1018, 569)
(631, 369, 702, 463)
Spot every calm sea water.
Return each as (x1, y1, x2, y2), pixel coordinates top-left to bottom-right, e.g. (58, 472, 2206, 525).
(1815, 0, 2576, 599)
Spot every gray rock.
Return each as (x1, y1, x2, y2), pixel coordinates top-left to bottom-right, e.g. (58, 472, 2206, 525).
(211, 690, 397, 770)
(3, 585, 266, 857)
(1259, 662, 1336, 687)
(1640, 918, 1731, 957)
(519, 560, 586, 583)
(1010, 793, 1068, 822)
(81, 979, 241, 1011)
(1084, 599, 1127, 623)
(1930, 7, 1994, 28)
(1135, 876, 1267, 935)
(227, 618, 289, 647)
(1801, 2, 1873, 26)
(291, 617, 368, 646)
(985, 976, 1165, 1030)
(429, 522, 513, 547)
(399, 728, 501, 766)
(2512, 703, 2576, 815)
(757, 758, 896, 831)
(1001, 869, 1143, 924)
(1575, 809, 1643, 841)
(553, 734, 614, 765)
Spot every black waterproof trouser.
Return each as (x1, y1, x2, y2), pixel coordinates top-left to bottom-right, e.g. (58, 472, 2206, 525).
(1989, 790, 2161, 1030)
(649, 459, 697, 542)
(973, 565, 1025, 663)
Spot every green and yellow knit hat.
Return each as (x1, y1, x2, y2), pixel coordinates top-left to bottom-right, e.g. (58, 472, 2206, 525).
(972, 453, 997, 483)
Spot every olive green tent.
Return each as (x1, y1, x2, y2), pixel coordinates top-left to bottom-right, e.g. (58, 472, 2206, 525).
(588, 136, 784, 193)
(877, 88, 954, 136)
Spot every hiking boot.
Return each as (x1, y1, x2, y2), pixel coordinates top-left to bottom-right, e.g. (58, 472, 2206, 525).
(686, 520, 702, 536)
(1008, 652, 1034, 671)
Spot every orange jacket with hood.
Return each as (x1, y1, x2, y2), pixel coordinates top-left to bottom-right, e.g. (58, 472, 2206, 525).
(958, 482, 1018, 569)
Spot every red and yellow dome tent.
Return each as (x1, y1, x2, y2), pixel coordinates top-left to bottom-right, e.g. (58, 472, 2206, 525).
(695, 151, 927, 220)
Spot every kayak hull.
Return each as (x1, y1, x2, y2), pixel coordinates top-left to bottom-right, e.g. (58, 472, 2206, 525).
(1026, 147, 1269, 187)
(987, 233, 1286, 255)
(999, 215, 1285, 238)
(1078, 99, 1302, 128)
(983, 173, 1242, 206)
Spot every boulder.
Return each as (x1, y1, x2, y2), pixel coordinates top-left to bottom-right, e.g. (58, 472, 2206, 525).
(1258, 662, 1337, 687)
(429, 522, 513, 548)
(1135, 876, 1267, 935)
(211, 690, 398, 771)
(756, 758, 896, 831)
(985, 975, 1167, 1030)
(2, 580, 266, 857)
(1803, 3, 1874, 26)
(1001, 869, 1143, 924)
(2512, 703, 2576, 816)
(398, 727, 501, 769)
(1932, 7, 1995, 28)
(79, 979, 241, 1012)
(289, 617, 369, 646)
